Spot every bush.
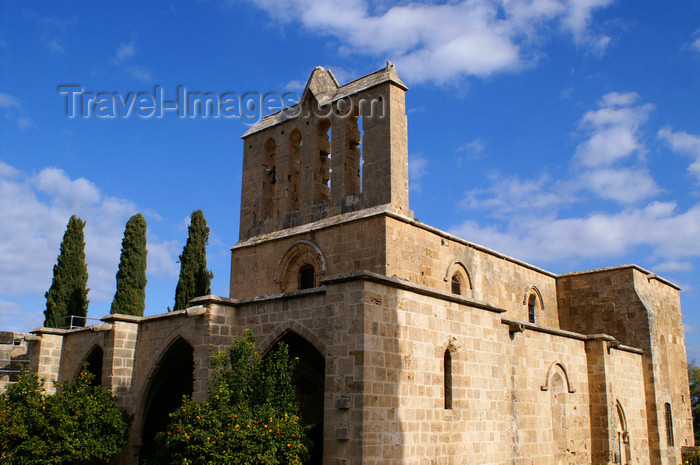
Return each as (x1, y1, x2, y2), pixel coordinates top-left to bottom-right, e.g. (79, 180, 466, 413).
(151, 330, 310, 465)
(0, 367, 131, 465)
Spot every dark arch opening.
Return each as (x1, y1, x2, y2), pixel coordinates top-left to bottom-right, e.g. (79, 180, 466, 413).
(268, 332, 325, 465)
(139, 338, 194, 464)
(299, 264, 316, 290)
(83, 345, 103, 387)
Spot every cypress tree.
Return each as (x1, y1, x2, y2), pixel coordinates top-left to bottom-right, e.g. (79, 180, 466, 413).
(44, 215, 90, 328)
(173, 210, 213, 311)
(110, 213, 147, 316)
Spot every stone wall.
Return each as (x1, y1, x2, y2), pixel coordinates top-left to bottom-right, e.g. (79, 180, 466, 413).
(0, 332, 29, 392)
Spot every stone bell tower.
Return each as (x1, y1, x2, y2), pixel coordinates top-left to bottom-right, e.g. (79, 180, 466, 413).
(238, 62, 410, 241)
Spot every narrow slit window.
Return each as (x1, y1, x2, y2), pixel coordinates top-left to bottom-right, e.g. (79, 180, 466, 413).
(444, 349, 453, 410)
(665, 403, 674, 447)
(298, 264, 315, 290)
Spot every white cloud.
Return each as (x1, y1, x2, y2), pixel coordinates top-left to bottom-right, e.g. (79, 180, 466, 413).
(575, 93, 653, 167)
(46, 37, 64, 53)
(0, 300, 42, 333)
(458, 138, 486, 155)
(109, 40, 154, 82)
(247, 0, 616, 84)
(655, 261, 693, 273)
(409, 154, 428, 192)
(285, 79, 305, 92)
(0, 92, 35, 129)
(0, 162, 177, 319)
(126, 65, 154, 82)
(451, 201, 700, 265)
(658, 127, 700, 181)
(461, 173, 573, 216)
(451, 91, 700, 269)
(112, 40, 136, 64)
(0, 161, 19, 177)
(580, 167, 661, 204)
(691, 28, 700, 53)
(0, 93, 21, 109)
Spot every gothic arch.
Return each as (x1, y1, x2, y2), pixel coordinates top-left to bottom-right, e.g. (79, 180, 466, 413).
(522, 285, 544, 309)
(614, 400, 631, 464)
(76, 344, 104, 386)
(541, 361, 575, 393)
(260, 321, 326, 357)
(264, 329, 325, 465)
(274, 240, 327, 292)
(443, 259, 473, 297)
(138, 336, 194, 464)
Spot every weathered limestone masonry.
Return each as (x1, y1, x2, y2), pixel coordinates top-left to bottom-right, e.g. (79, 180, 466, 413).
(0, 331, 28, 392)
(12, 63, 692, 465)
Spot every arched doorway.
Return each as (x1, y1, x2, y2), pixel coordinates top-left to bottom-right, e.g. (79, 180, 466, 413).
(268, 332, 325, 465)
(82, 345, 103, 386)
(139, 338, 194, 464)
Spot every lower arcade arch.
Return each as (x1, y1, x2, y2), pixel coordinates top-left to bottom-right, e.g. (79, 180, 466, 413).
(79, 344, 104, 386)
(139, 338, 194, 464)
(266, 331, 325, 465)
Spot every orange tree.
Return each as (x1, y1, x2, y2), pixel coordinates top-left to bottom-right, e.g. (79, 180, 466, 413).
(151, 330, 310, 465)
(0, 367, 130, 464)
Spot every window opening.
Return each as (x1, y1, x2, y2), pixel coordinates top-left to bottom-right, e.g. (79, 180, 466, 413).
(451, 274, 461, 295)
(288, 129, 302, 211)
(262, 138, 276, 218)
(315, 120, 331, 204)
(444, 349, 452, 410)
(665, 402, 674, 447)
(299, 264, 315, 290)
(528, 294, 536, 324)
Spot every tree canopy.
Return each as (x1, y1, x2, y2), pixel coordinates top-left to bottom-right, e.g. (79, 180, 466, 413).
(150, 331, 310, 465)
(44, 215, 89, 328)
(0, 367, 131, 464)
(689, 359, 700, 446)
(111, 213, 148, 316)
(173, 210, 213, 311)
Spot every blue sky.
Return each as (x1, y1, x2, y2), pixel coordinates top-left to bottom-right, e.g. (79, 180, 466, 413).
(1, 1, 700, 357)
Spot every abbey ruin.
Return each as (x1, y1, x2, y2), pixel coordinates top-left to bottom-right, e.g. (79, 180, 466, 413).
(8, 63, 693, 464)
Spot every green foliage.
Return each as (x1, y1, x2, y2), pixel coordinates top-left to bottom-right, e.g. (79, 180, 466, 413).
(111, 213, 148, 316)
(684, 450, 700, 464)
(689, 359, 700, 446)
(151, 331, 310, 465)
(173, 210, 213, 311)
(44, 215, 90, 328)
(0, 367, 131, 464)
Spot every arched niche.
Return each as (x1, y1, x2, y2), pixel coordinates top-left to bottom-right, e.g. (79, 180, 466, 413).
(264, 330, 325, 465)
(613, 400, 631, 464)
(139, 337, 194, 464)
(550, 371, 567, 462)
(443, 259, 473, 298)
(274, 240, 327, 292)
(540, 361, 576, 394)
